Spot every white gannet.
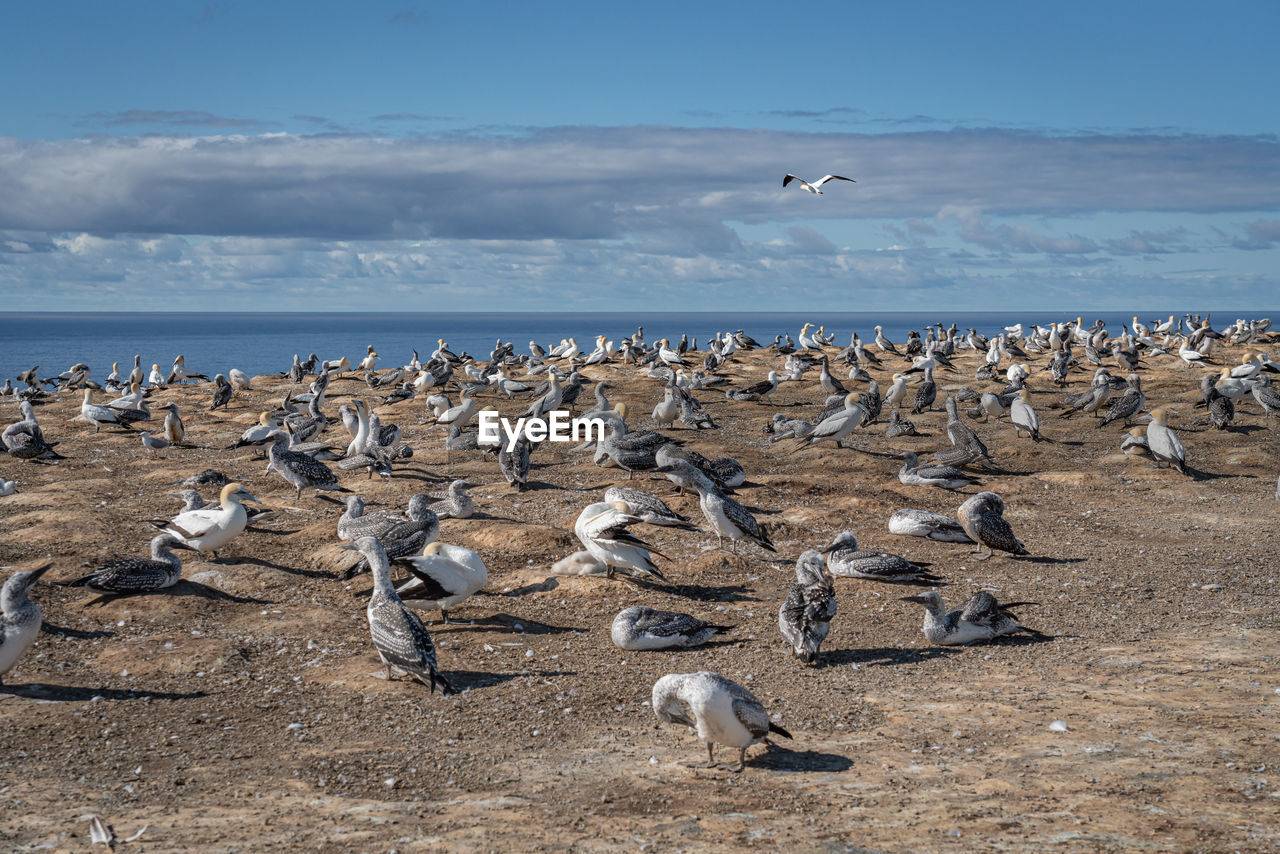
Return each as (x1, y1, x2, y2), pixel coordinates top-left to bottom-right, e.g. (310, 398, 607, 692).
(1142, 408, 1189, 476)
(57, 534, 187, 594)
(573, 501, 666, 580)
(611, 606, 731, 650)
(344, 537, 456, 694)
(1009, 388, 1044, 441)
(821, 530, 939, 582)
(147, 363, 167, 387)
(549, 551, 609, 576)
(168, 355, 209, 384)
(901, 590, 1045, 646)
(80, 389, 123, 432)
(887, 508, 974, 543)
(957, 492, 1028, 560)
(652, 671, 793, 771)
(782, 173, 855, 194)
(778, 550, 837, 664)
(358, 345, 379, 372)
(1121, 426, 1150, 456)
(395, 542, 489, 623)
(436, 388, 478, 430)
(0, 563, 51, 687)
(163, 482, 259, 560)
(657, 339, 687, 367)
(229, 368, 253, 390)
(790, 393, 868, 450)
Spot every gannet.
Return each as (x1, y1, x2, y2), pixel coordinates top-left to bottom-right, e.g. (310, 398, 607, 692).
(789, 393, 868, 450)
(147, 363, 166, 387)
(655, 460, 774, 554)
(887, 508, 973, 543)
(957, 492, 1028, 560)
(338, 495, 405, 541)
(163, 402, 185, 446)
(1121, 427, 1150, 456)
(498, 434, 532, 491)
(163, 482, 259, 560)
(229, 368, 253, 390)
(821, 530, 939, 582)
(884, 410, 918, 439)
(652, 387, 680, 427)
(782, 173, 855, 194)
(168, 355, 209, 384)
(344, 537, 455, 694)
(652, 671, 793, 771)
(901, 590, 1045, 645)
(3, 401, 61, 460)
(1096, 374, 1145, 428)
(210, 374, 233, 411)
(604, 486, 697, 530)
(549, 551, 609, 576)
(884, 373, 908, 408)
(1009, 388, 1044, 441)
(344, 495, 440, 578)
(657, 339, 687, 367)
(0, 563, 51, 687)
(611, 606, 731, 650)
(395, 543, 489, 623)
(1142, 408, 1188, 475)
(57, 534, 188, 595)
(708, 456, 745, 489)
(779, 550, 837, 664)
(911, 364, 937, 413)
(436, 388, 478, 429)
(358, 345, 379, 372)
(80, 389, 124, 432)
(265, 431, 342, 498)
(432, 479, 475, 519)
(723, 369, 776, 401)
(897, 451, 978, 490)
(1251, 374, 1280, 417)
(573, 500, 666, 580)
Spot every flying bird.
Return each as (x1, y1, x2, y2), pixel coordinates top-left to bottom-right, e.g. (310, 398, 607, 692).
(782, 173, 855, 194)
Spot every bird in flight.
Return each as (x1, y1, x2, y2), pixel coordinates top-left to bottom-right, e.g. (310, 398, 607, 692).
(782, 173, 856, 194)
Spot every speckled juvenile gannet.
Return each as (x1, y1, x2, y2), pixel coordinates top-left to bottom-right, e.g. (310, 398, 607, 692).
(612, 606, 731, 650)
(395, 543, 489, 623)
(574, 501, 667, 580)
(344, 494, 440, 578)
(897, 451, 978, 490)
(957, 492, 1028, 560)
(782, 173, 855, 194)
(265, 430, 342, 498)
(900, 590, 1045, 645)
(604, 486, 697, 530)
(656, 460, 774, 554)
(163, 482, 259, 560)
(344, 537, 456, 695)
(779, 550, 837, 664)
(887, 509, 973, 543)
(57, 534, 188, 594)
(652, 671, 792, 771)
(821, 530, 939, 582)
(431, 479, 475, 519)
(0, 563, 51, 687)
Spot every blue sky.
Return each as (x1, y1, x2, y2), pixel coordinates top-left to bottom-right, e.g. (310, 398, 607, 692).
(1, 1, 1278, 311)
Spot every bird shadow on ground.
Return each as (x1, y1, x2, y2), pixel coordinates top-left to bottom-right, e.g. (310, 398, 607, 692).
(435, 612, 588, 636)
(221, 555, 335, 580)
(40, 622, 114, 639)
(246, 526, 301, 536)
(989, 632, 1057, 647)
(0, 683, 208, 702)
(817, 646, 961, 668)
(1025, 555, 1087, 565)
(450, 669, 578, 692)
(751, 745, 854, 773)
(313, 494, 348, 507)
(663, 581, 760, 603)
(80, 580, 271, 607)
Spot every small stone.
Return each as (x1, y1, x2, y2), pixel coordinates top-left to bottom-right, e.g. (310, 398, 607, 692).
(1049, 720, 1068, 732)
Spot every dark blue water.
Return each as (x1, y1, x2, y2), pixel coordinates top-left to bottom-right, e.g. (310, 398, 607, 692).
(0, 310, 1252, 381)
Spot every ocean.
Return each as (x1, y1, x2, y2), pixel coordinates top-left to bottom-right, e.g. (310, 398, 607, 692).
(0, 310, 1257, 381)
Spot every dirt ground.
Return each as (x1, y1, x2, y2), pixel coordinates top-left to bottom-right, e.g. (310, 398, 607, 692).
(1, 333, 1278, 852)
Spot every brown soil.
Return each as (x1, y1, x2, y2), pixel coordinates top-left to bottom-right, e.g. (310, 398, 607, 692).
(2, 338, 1278, 852)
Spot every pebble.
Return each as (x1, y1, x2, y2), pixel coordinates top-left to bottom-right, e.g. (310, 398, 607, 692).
(1049, 721, 1069, 732)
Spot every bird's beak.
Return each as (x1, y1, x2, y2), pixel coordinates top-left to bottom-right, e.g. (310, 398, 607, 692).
(240, 490, 261, 504)
(899, 594, 927, 604)
(27, 563, 53, 583)
(169, 540, 196, 551)
(654, 465, 673, 473)
(338, 541, 359, 551)
(819, 543, 836, 554)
